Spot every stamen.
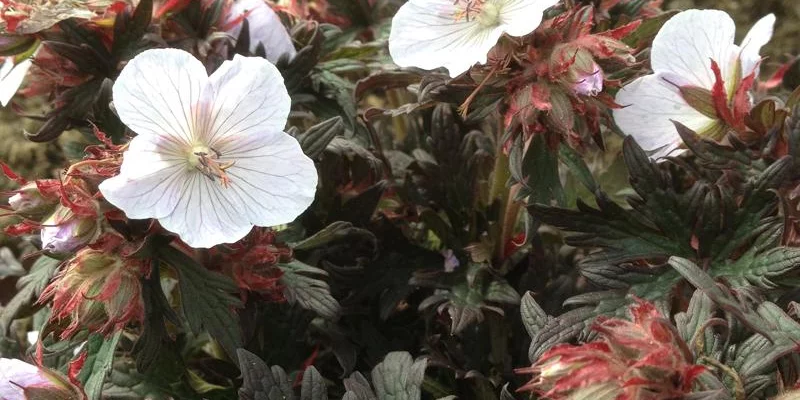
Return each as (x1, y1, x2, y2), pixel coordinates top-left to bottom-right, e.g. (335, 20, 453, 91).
(453, 0, 486, 22)
(193, 147, 235, 188)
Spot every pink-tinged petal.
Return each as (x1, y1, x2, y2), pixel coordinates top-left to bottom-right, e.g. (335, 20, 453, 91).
(499, 0, 559, 37)
(99, 135, 190, 220)
(204, 54, 290, 146)
(739, 13, 775, 76)
(650, 9, 736, 88)
(0, 358, 49, 400)
(225, 0, 296, 63)
(388, 0, 504, 77)
(217, 129, 317, 227)
(613, 74, 716, 159)
(112, 48, 209, 145)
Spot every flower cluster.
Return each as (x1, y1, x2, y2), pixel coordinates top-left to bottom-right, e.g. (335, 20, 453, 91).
(517, 300, 706, 399)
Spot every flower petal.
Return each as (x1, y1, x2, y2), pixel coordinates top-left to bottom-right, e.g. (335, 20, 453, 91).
(388, 0, 504, 77)
(217, 129, 317, 228)
(0, 57, 31, 106)
(225, 0, 296, 63)
(739, 13, 775, 76)
(650, 9, 736, 88)
(112, 48, 209, 146)
(99, 135, 189, 219)
(0, 358, 49, 400)
(613, 74, 716, 159)
(499, 0, 559, 37)
(156, 172, 254, 248)
(203, 54, 291, 146)
(156, 131, 316, 249)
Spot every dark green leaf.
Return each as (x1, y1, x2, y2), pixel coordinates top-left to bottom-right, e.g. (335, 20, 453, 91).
(297, 117, 345, 159)
(279, 260, 341, 320)
(520, 292, 549, 338)
(0, 255, 60, 334)
(157, 245, 242, 360)
(371, 352, 427, 400)
(80, 331, 122, 400)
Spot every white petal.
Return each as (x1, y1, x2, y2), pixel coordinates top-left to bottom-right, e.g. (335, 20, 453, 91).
(613, 74, 716, 158)
(156, 172, 254, 248)
(112, 48, 209, 146)
(156, 127, 316, 249)
(225, 0, 296, 63)
(0, 358, 49, 400)
(650, 9, 736, 88)
(217, 129, 317, 228)
(203, 54, 290, 146)
(739, 13, 775, 76)
(388, 0, 505, 77)
(155, 128, 317, 249)
(0, 57, 31, 106)
(99, 135, 189, 219)
(499, 0, 559, 37)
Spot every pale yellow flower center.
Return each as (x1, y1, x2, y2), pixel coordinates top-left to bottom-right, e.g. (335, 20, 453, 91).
(453, 0, 502, 27)
(187, 145, 234, 188)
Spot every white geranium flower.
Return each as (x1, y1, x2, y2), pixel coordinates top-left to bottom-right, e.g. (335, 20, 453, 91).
(388, 0, 559, 77)
(613, 9, 775, 159)
(99, 49, 317, 248)
(0, 55, 33, 106)
(224, 0, 296, 63)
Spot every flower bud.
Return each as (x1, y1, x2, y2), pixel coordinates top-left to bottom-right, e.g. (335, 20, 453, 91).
(8, 182, 55, 216)
(0, 358, 82, 400)
(517, 300, 704, 399)
(568, 49, 604, 96)
(572, 64, 603, 96)
(39, 249, 146, 338)
(40, 205, 100, 255)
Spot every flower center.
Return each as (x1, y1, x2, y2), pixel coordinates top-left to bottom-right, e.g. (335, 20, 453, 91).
(453, 0, 501, 27)
(188, 145, 235, 188)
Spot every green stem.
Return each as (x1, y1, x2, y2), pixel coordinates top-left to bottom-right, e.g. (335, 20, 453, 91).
(490, 136, 512, 261)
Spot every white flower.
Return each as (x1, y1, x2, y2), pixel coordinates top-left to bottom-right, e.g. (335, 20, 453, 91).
(613, 9, 775, 159)
(224, 0, 296, 63)
(388, 0, 559, 77)
(99, 49, 317, 248)
(0, 55, 32, 106)
(0, 358, 51, 400)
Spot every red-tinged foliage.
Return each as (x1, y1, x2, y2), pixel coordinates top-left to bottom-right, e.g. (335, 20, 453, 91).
(517, 300, 704, 399)
(497, 4, 637, 149)
(39, 247, 148, 338)
(67, 351, 87, 387)
(218, 228, 289, 301)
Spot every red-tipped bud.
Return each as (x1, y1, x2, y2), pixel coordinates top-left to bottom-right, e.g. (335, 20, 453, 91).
(518, 300, 704, 399)
(39, 250, 146, 338)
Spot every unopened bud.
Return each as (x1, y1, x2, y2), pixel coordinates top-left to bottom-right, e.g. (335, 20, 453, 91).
(8, 182, 54, 216)
(572, 65, 604, 96)
(40, 206, 100, 255)
(40, 249, 145, 338)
